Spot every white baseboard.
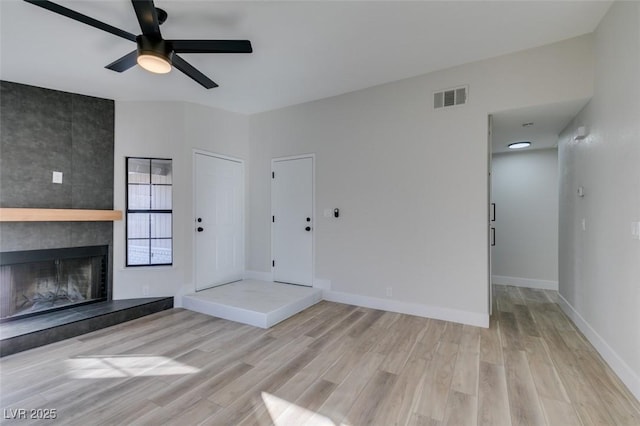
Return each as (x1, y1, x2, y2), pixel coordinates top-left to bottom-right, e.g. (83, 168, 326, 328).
(558, 293, 640, 401)
(492, 275, 558, 290)
(232, 273, 489, 327)
(322, 290, 489, 328)
(244, 270, 273, 281)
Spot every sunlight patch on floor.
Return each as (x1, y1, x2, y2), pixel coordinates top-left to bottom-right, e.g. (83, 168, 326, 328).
(65, 355, 200, 379)
(262, 392, 339, 426)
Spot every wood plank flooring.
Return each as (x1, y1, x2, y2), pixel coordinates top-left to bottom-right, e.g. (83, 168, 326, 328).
(1, 285, 638, 425)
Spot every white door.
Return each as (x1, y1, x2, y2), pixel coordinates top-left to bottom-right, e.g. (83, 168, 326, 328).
(272, 156, 314, 286)
(194, 152, 244, 291)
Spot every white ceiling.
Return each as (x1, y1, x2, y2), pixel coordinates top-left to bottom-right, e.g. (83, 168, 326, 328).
(491, 99, 590, 154)
(0, 1, 611, 114)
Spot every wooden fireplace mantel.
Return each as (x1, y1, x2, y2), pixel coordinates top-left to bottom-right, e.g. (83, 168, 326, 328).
(0, 208, 123, 222)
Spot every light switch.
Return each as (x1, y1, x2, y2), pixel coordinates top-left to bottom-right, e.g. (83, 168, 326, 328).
(52, 171, 63, 184)
(632, 222, 640, 240)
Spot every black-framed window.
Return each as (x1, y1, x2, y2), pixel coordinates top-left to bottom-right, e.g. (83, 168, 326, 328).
(126, 157, 173, 266)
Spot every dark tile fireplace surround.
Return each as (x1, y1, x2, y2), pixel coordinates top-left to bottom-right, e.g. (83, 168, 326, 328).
(0, 81, 172, 356)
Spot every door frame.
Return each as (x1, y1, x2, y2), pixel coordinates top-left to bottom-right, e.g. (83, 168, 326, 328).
(192, 149, 245, 292)
(271, 153, 315, 287)
(487, 115, 493, 316)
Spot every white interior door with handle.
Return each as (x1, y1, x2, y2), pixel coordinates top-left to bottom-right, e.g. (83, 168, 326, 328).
(194, 152, 244, 291)
(272, 156, 314, 286)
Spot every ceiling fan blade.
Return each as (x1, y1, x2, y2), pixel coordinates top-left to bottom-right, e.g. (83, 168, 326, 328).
(105, 50, 138, 72)
(172, 55, 218, 89)
(131, 0, 161, 37)
(171, 40, 253, 54)
(23, 0, 136, 42)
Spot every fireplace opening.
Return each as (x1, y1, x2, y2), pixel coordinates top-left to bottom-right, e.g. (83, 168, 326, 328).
(0, 246, 108, 321)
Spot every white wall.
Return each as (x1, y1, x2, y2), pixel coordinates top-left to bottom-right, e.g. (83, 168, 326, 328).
(557, 2, 640, 399)
(491, 149, 558, 289)
(113, 102, 249, 300)
(248, 35, 594, 327)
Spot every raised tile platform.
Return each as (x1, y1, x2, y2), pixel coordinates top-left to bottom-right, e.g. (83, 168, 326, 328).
(0, 297, 173, 357)
(182, 280, 322, 328)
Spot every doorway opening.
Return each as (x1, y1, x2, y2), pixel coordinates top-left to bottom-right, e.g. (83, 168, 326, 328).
(488, 99, 589, 313)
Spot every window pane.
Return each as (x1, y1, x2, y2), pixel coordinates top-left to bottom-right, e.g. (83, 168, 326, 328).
(127, 213, 149, 238)
(126, 157, 173, 267)
(128, 158, 150, 184)
(128, 184, 150, 210)
(150, 213, 171, 238)
(127, 239, 150, 265)
(151, 185, 172, 210)
(151, 159, 172, 184)
(151, 239, 172, 264)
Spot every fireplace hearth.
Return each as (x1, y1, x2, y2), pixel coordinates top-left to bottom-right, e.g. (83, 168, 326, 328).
(0, 246, 108, 321)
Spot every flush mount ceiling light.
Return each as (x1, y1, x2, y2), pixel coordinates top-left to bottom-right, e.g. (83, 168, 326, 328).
(508, 141, 531, 150)
(136, 35, 173, 74)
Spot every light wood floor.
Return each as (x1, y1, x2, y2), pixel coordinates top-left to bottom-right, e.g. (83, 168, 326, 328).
(1, 285, 639, 425)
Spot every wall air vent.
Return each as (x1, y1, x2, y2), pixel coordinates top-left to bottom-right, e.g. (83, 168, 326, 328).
(434, 85, 468, 109)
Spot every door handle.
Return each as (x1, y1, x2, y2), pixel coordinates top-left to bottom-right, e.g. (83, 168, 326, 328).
(305, 226, 311, 232)
(491, 227, 496, 246)
(197, 227, 204, 232)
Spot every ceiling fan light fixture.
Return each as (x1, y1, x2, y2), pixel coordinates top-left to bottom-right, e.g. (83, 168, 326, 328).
(137, 53, 171, 74)
(136, 35, 173, 74)
(24, 0, 252, 89)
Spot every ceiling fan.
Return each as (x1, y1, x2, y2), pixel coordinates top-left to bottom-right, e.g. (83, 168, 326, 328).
(23, 0, 253, 89)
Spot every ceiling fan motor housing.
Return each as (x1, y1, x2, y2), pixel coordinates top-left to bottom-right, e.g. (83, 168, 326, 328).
(136, 35, 173, 64)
